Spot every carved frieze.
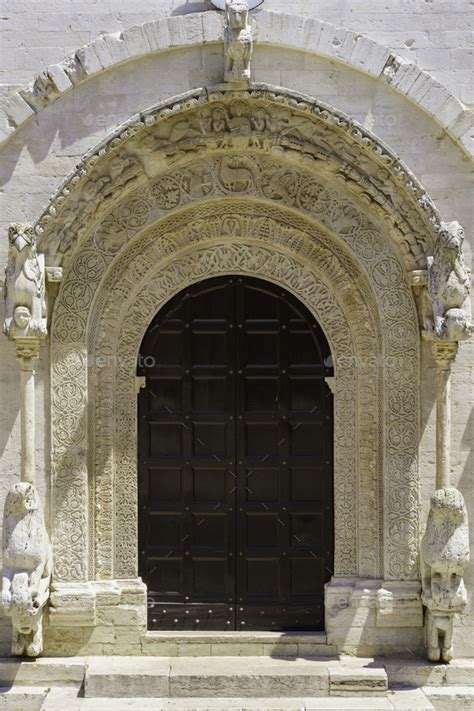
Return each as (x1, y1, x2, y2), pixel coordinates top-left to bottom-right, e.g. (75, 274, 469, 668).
(34, 87, 442, 278)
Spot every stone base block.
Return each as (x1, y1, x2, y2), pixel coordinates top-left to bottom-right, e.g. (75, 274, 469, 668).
(85, 656, 170, 698)
(329, 664, 388, 696)
(0, 686, 47, 711)
(325, 577, 424, 656)
(422, 686, 474, 711)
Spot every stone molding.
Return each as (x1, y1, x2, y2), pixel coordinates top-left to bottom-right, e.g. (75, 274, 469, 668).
(49, 159, 419, 589)
(0, 11, 472, 158)
(34, 86, 443, 279)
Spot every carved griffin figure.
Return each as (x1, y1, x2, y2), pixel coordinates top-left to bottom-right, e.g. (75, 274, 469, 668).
(2, 482, 52, 657)
(428, 221, 472, 341)
(3, 224, 47, 340)
(421, 487, 470, 662)
(224, 0, 253, 84)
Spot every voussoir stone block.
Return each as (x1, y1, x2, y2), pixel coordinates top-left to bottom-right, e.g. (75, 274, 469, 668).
(3, 93, 35, 125)
(142, 20, 172, 52)
(75, 44, 103, 75)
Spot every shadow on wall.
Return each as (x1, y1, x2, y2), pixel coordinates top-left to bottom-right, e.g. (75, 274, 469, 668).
(172, 1, 210, 14)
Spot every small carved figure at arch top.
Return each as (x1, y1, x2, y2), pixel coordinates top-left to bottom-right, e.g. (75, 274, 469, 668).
(223, 0, 254, 85)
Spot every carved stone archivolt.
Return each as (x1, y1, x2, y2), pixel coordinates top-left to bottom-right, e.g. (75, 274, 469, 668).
(36, 88, 426, 593)
(35, 87, 441, 275)
(50, 194, 418, 590)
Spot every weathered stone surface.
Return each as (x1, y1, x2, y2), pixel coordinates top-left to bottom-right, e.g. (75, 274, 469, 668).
(169, 656, 329, 698)
(85, 656, 170, 698)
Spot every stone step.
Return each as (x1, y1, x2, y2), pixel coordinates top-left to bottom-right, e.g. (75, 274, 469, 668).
(0, 685, 48, 711)
(385, 658, 474, 687)
(141, 631, 337, 657)
(0, 658, 85, 687)
(40, 688, 433, 710)
(84, 656, 388, 699)
(422, 685, 474, 711)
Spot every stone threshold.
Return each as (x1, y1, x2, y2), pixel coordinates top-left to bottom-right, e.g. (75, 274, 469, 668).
(144, 631, 328, 641)
(140, 630, 336, 657)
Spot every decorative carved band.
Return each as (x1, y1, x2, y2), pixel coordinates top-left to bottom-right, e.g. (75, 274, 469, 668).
(49, 93, 420, 585)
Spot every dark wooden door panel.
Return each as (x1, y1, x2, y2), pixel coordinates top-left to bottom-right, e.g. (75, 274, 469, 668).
(138, 276, 333, 631)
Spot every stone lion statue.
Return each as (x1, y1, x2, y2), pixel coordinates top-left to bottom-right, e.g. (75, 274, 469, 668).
(224, 0, 253, 83)
(2, 482, 52, 657)
(3, 223, 47, 340)
(421, 487, 470, 662)
(428, 221, 472, 341)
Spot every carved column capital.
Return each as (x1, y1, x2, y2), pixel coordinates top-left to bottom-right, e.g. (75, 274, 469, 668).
(432, 341, 458, 369)
(135, 375, 146, 394)
(15, 338, 41, 370)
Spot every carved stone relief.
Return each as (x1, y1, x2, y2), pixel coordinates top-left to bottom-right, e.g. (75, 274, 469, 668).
(1, 483, 53, 656)
(43, 90, 421, 587)
(421, 487, 470, 662)
(35, 87, 441, 277)
(3, 224, 47, 340)
(50, 191, 417, 588)
(428, 221, 472, 341)
(224, 1, 253, 85)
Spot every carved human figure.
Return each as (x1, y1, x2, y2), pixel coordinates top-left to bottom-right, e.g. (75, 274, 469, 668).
(3, 224, 47, 340)
(429, 221, 472, 341)
(2, 483, 52, 657)
(421, 487, 470, 662)
(224, 0, 253, 83)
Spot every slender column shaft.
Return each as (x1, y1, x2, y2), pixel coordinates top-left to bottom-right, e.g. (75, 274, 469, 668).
(433, 342, 458, 490)
(15, 340, 40, 485)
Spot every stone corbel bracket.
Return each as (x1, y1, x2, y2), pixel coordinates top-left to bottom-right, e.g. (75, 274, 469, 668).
(422, 221, 472, 343)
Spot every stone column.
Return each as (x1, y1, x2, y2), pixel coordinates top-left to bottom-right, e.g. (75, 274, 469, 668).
(432, 341, 458, 489)
(15, 339, 41, 484)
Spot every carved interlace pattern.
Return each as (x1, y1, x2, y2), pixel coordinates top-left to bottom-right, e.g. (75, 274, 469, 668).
(50, 96, 420, 584)
(37, 88, 440, 272)
(89, 201, 380, 580)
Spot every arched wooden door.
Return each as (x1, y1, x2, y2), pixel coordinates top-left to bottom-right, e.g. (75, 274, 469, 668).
(138, 276, 334, 631)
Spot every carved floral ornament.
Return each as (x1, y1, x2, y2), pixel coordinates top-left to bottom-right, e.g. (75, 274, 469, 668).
(48, 170, 421, 587)
(4, 89, 470, 596)
(33, 87, 442, 275)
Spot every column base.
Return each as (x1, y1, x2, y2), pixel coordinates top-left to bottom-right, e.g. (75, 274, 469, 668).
(325, 576, 424, 657)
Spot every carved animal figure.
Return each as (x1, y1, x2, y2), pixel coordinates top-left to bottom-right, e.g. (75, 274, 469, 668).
(2, 483, 52, 656)
(218, 156, 255, 192)
(3, 224, 47, 340)
(224, 0, 253, 83)
(421, 487, 470, 662)
(429, 222, 472, 341)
